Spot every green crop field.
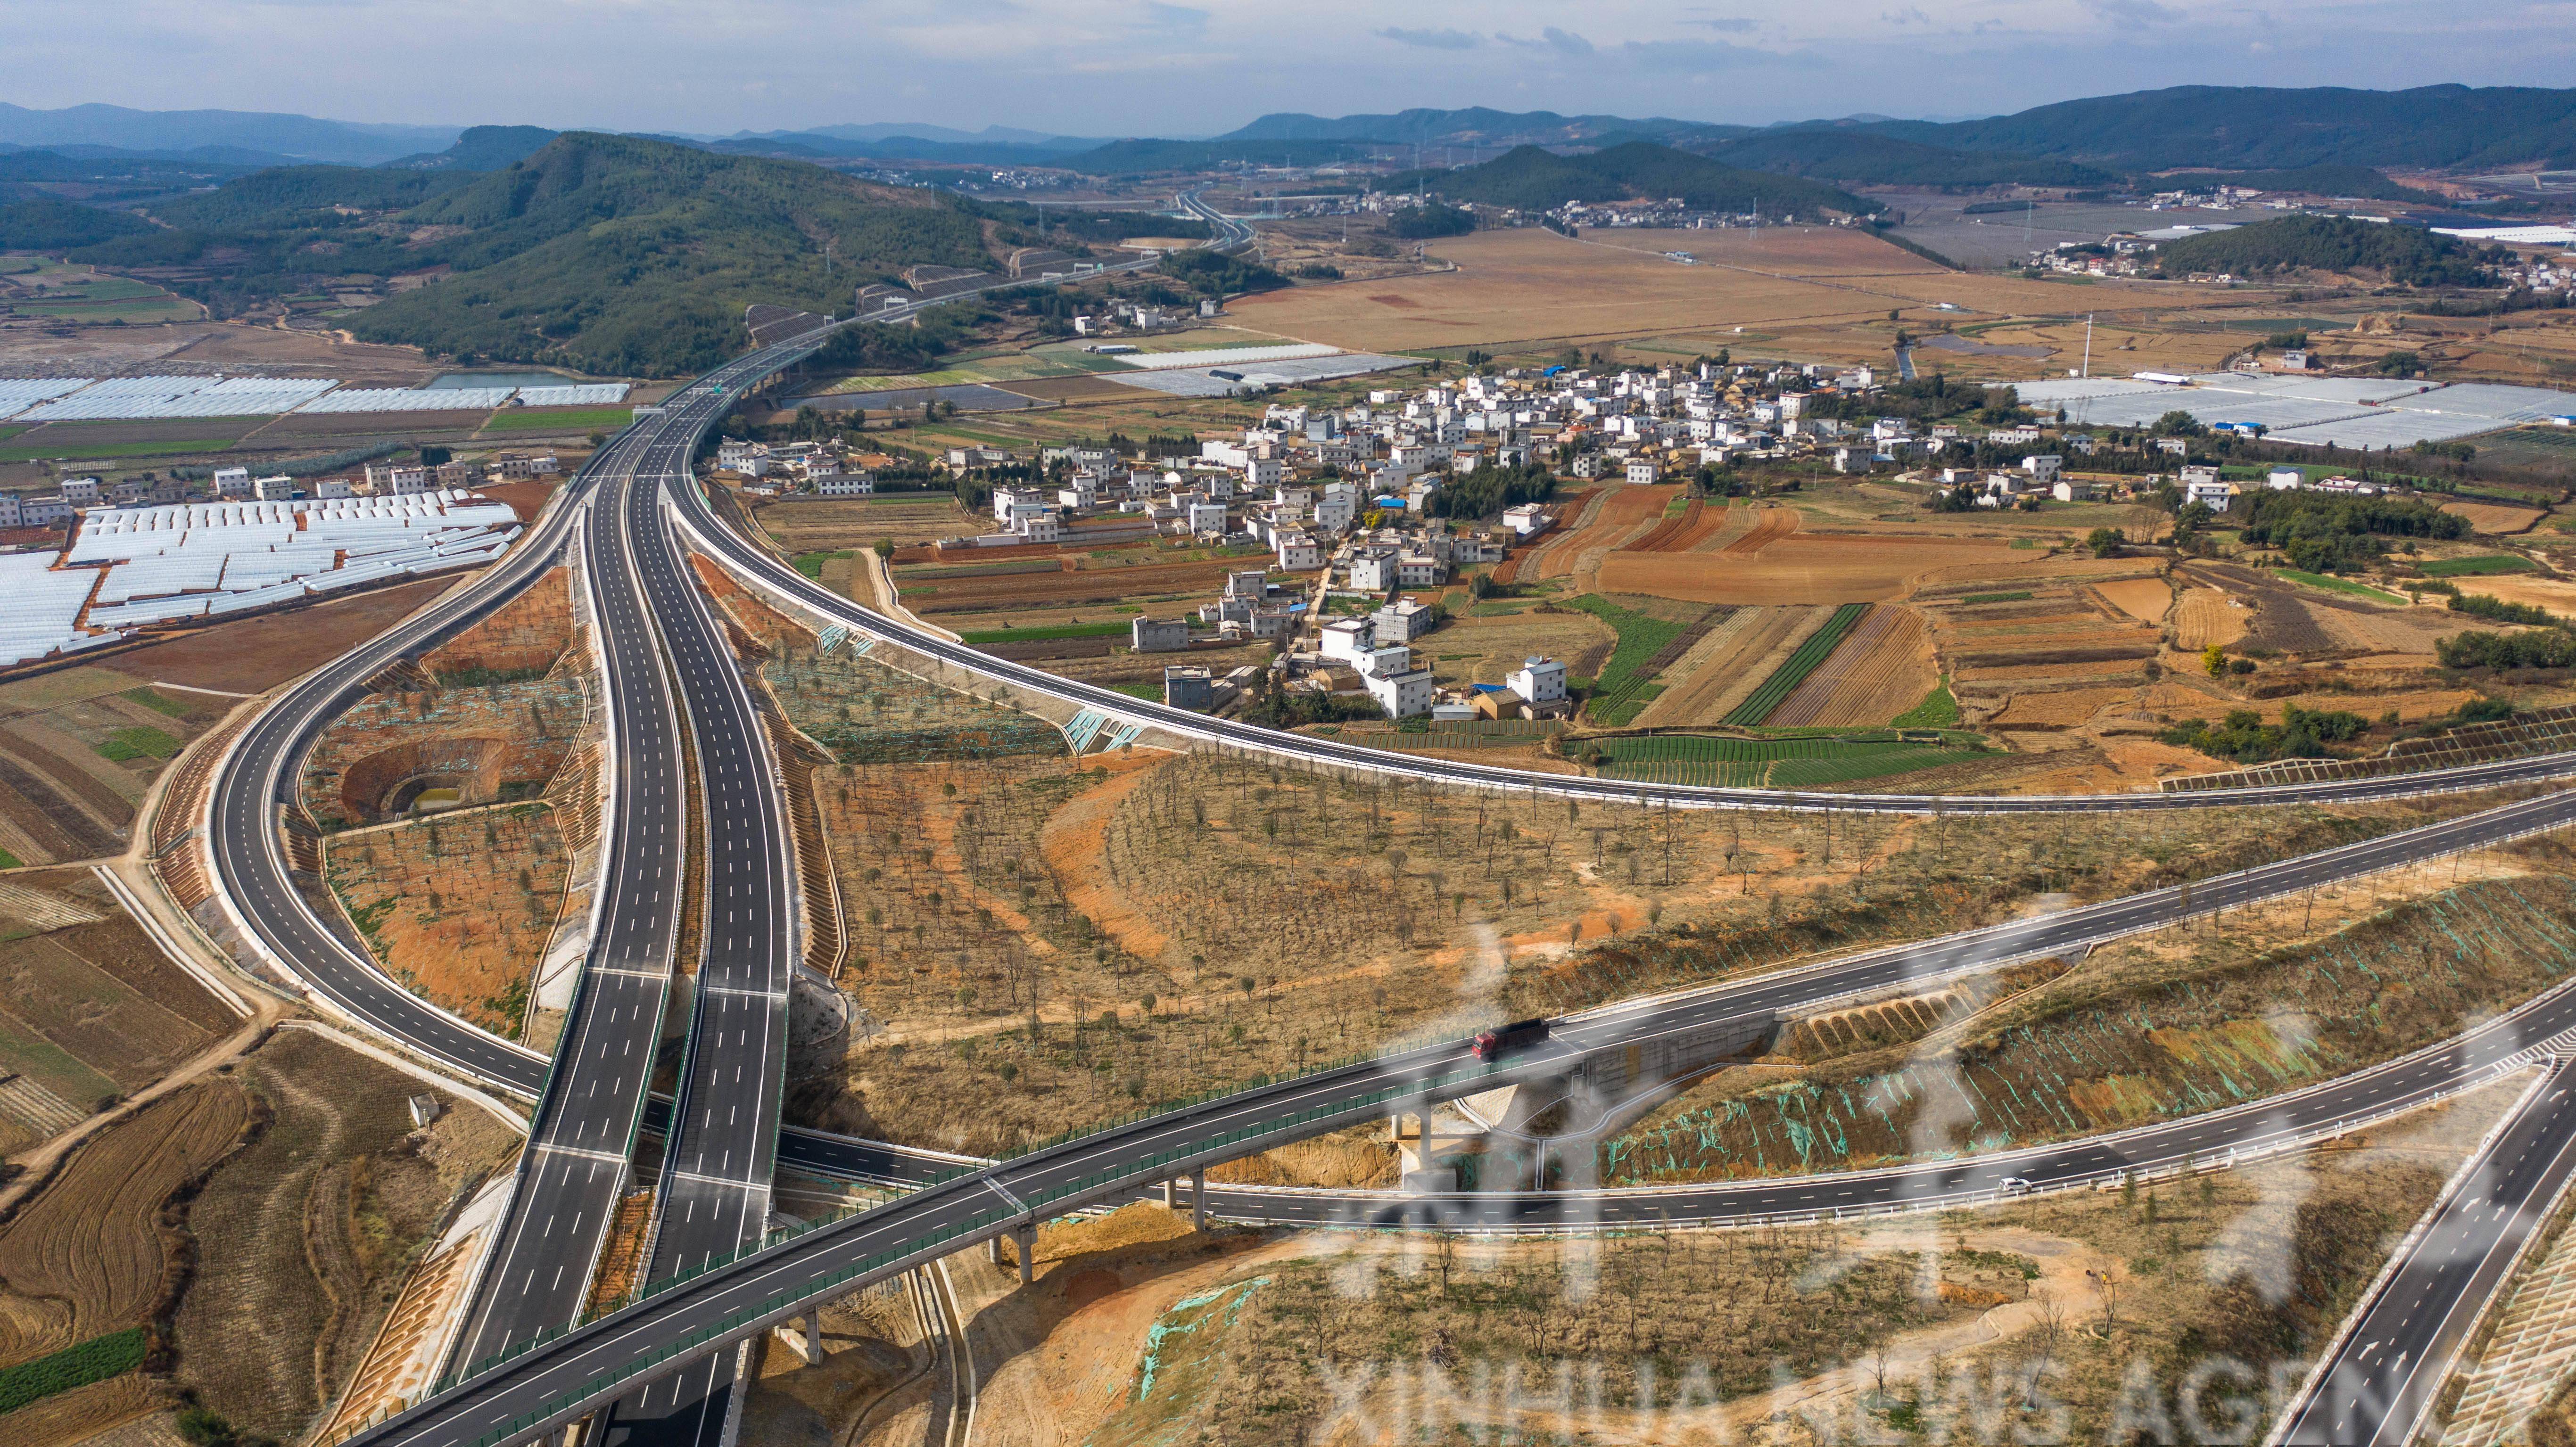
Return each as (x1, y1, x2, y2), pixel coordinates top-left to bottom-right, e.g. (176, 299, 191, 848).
(95, 725, 181, 763)
(1960, 591, 2033, 605)
(1892, 677, 1960, 728)
(1596, 732, 1972, 789)
(1564, 594, 1690, 728)
(0, 1327, 147, 1414)
(1725, 603, 1869, 726)
(0, 435, 239, 464)
(483, 405, 633, 432)
(960, 621, 1131, 643)
(2279, 569, 2409, 604)
(2419, 554, 2538, 577)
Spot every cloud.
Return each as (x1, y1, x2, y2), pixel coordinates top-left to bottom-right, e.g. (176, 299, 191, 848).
(1617, 37, 1799, 71)
(1689, 16, 1760, 32)
(1374, 26, 1480, 50)
(2079, 0, 2184, 27)
(1141, 1, 1207, 34)
(1496, 26, 1597, 56)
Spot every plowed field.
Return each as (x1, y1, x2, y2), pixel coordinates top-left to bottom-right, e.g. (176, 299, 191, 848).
(1633, 606, 1827, 725)
(908, 557, 1239, 615)
(1490, 488, 1597, 585)
(2092, 578, 2171, 625)
(0, 1083, 249, 1367)
(1599, 534, 2019, 605)
(2174, 588, 2250, 650)
(1766, 606, 1935, 726)
(1533, 484, 1669, 582)
(2440, 502, 2544, 535)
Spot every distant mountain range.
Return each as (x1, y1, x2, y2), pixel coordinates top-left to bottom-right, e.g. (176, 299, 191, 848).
(0, 102, 457, 165)
(9, 85, 2576, 189)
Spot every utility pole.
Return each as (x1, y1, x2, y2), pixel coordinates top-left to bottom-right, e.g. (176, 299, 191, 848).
(2081, 313, 2094, 378)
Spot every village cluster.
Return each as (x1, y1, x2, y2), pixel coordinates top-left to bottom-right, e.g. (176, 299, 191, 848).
(711, 359, 2423, 720)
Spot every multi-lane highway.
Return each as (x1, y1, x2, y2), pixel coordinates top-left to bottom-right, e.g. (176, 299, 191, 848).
(592, 494, 796, 1444)
(351, 781, 2576, 1447)
(193, 194, 2576, 1447)
(2274, 1060, 2576, 1447)
(448, 345, 827, 1377)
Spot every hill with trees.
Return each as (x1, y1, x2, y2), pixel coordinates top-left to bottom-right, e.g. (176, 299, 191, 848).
(1411, 141, 1871, 217)
(1698, 131, 2116, 188)
(1867, 84, 2576, 171)
(2152, 215, 2506, 287)
(0, 197, 154, 250)
(70, 132, 1032, 375)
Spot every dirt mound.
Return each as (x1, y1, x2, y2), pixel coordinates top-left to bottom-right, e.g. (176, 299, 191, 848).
(421, 567, 568, 682)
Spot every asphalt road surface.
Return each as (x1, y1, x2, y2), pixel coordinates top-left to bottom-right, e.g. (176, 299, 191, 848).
(594, 499, 796, 1446)
(2275, 1059, 2576, 1447)
(349, 783, 2576, 1447)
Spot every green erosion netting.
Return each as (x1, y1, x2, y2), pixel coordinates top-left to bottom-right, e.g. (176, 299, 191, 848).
(1598, 877, 2576, 1185)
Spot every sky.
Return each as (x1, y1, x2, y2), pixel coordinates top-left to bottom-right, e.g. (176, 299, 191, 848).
(3, 0, 2573, 137)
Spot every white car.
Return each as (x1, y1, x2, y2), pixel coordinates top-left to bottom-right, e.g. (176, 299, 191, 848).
(1998, 1176, 2033, 1196)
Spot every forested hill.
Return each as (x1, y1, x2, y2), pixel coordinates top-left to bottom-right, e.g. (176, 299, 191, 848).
(2152, 216, 2507, 287)
(69, 132, 1043, 376)
(1695, 131, 2116, 189)
(1412, 141, 1871, 217)
(1867, 84, 2576, 171)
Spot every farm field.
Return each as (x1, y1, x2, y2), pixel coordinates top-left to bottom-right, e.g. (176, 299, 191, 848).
(1765, 604, 1936, 726)
(0, 870, 232, 1145)
(171, 1029, 518, 1442)
(1225, 225, 2234, 371)
(0, 1082, 250, 1371)
(1632, 605, 1827, 726)
(2439, 501, 2547, 534)
(88, 576, 453, 695)
(0, 671, 231, 869)
(1726, 602, 1870, 725)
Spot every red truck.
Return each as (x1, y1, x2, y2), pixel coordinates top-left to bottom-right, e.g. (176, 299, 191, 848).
(1471, 1018, 1550, 1062)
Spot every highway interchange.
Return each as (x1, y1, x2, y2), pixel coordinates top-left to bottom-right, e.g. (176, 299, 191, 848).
(184, 200, 2576, 1445)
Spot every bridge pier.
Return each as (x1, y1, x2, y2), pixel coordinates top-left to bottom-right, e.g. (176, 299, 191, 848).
(1189, 1170, 1205, 1231)
(771, 1310, 825, 1365)
(1013, 1221, 1036, 1285)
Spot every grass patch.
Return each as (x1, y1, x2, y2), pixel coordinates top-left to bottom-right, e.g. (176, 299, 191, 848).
(0, 1326, 148, 1414)
(1892, 676, 1960, 729)
(1960, 591, 2033, 605)
(1106, 682, 1164, 702)
(481, 405, 635, 432)
(792, 549, 853, 579)
(1597, 732, 1973, 789)
(960, 621, 1131, 643)
(0, 436, 239, 464)
(0, 847, 20, 869)
(95, 725, 181, 763)
(2278, 568, 2410, 604)
(122, 686, 193, 718)
(1563, 594, 1691, 727)
(2419, 554, 2538, 577)
(1725, 602, 1870, 726)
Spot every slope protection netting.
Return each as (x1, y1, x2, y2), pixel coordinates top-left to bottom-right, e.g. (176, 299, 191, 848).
(1599, 876, 2576, 1185)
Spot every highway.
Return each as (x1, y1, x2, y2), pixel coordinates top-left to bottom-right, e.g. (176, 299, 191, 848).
(2273, 1060, 2576, 1447)
(188, 196, 2576, 1445)
(593, 487, 797, 1442)
(355, 783, 2576, 1447)
(448, 345, 823, 1375)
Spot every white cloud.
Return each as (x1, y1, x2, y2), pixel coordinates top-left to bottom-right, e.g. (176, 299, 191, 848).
(1375, 25, 1481, 49)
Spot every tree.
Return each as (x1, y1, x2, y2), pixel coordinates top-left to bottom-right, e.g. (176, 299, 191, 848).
(2153, 409, 2206, 438)
(873, 536, 896, 558)
(2203, 644, 2228, 678)
(2084, 526, 2124, 558)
